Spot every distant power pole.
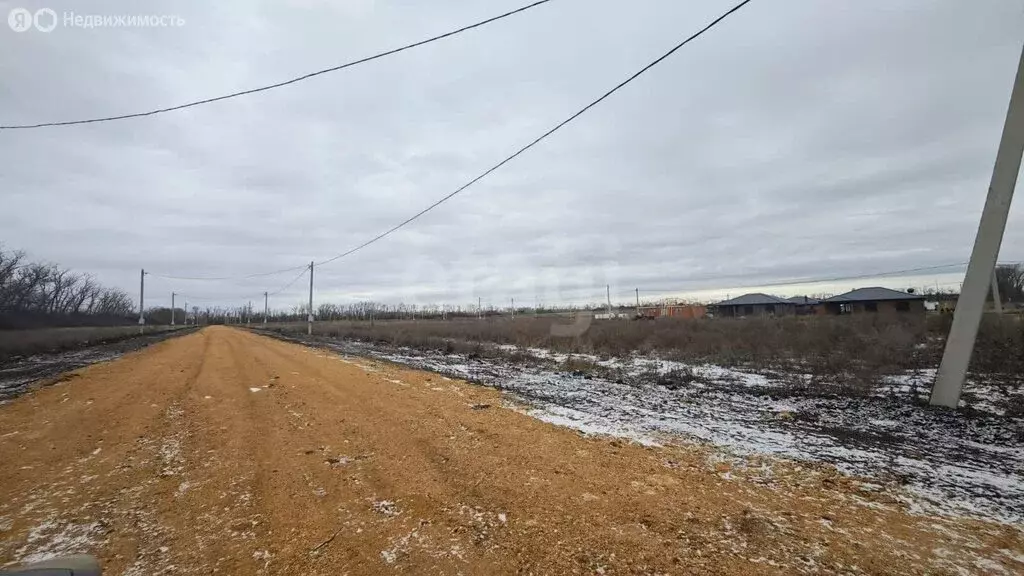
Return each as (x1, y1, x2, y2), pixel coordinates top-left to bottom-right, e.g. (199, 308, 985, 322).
(183, 297, 187, 326)
(933, 44, 1024, 408)
(606, 285, 612, 316)
(307, 261, 314, 336)
(478, 297, 482, 320)
(138, 269, 145, 334)
(263, 292, 268, 326)
(636, 288, 640, 316)
(171, 292, 176, 326)
(511, 297, 515, 319)
(247, 301, 252, 325)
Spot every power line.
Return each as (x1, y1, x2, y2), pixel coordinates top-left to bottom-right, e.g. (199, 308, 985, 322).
(0, 0, 556, 130)
(269, 267, 310, 296)
(148, 264, 308, 282)
(315, 0, 756, 267)
(165, 267, 308, 304)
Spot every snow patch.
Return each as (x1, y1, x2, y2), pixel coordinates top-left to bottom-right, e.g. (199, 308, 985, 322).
(14, 518, 102, 564)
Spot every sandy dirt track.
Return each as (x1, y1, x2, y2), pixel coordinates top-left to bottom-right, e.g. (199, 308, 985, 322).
(0, 326, 1020, 575)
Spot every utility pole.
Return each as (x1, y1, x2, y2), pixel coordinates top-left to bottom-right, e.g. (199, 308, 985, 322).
(247, 301, 252, 325)
(511, 297, 515, 319)
(478, 297, 482, 320)
(307, 261, 314, 336)
(933, 45, 1024, 408)
(138, 269, 145, 334)
(992, 270, 1003, 314)
(606, 284, 612, 317)
(263, 292, 268, 326)
(183, 297, 187, 326)
(171, 292, 176, 326)
(636, 288, 640, 317)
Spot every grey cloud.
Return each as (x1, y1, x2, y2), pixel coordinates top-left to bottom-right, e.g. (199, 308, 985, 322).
(1, 0, 1022, 310)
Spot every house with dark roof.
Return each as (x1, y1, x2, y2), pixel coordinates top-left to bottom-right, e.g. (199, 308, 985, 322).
(785, 295, 823, 315)
(823, 287, 926, 315)
(712, 293, 794, 317)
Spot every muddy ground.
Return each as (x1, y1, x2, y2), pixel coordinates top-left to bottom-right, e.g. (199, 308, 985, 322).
(262, 331, 1024, 527)
(0, 328, 196, 401)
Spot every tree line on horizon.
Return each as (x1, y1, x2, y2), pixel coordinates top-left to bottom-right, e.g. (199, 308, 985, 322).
(0, 245, 135, 329)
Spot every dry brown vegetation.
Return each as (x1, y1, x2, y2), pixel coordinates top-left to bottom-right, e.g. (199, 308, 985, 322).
(262, 314, 1024, 394)
(0, 325, 181, 361)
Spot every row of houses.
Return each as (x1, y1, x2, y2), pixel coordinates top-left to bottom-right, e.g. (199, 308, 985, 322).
(712, 287, 926, 317)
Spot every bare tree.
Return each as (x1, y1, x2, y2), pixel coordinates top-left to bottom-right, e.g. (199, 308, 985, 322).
(0, 246, 138, 327)
(995, 264, 1024, 303)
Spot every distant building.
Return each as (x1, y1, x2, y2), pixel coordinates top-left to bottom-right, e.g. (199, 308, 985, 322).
(637, 304, 706, 320)
(823, 287, 926, 314)
(785, 295, 824, 316)
(712, 293, 795, 317)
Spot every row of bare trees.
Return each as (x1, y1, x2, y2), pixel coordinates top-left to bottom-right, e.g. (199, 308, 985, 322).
(0, 246, 136, 328)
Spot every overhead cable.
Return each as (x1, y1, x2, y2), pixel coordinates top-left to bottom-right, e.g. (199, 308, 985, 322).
(0, 0, 556, 129)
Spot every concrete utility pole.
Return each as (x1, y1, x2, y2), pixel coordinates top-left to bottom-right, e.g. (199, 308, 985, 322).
(247, 301, 252, 325)
(932, 45, 1024, 408)
(307, 261, 314, 336)
(636, 288, 640, 317)
(263, 292, 268, 326)
(171, 292, 176, 326)
(511, 297, 515, 319)
(138, 269, 145, 334)
(992, 270, 1003, 314)
(606, 284, 612, 316)
(183, 297, 187, 326)
(478, 297, 482, 320)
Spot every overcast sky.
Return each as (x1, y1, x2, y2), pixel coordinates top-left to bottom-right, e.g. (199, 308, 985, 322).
(1, 0, 1022, 310)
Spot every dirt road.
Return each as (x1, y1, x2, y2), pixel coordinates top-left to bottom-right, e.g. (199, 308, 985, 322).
(0, 327, 1020, 575)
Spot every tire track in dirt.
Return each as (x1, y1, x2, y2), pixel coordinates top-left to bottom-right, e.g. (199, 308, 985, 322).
(121, 327, 276, 575)
(228, 331, 514, 573)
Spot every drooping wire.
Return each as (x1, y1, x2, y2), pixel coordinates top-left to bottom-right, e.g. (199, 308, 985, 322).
(148, 264, 309, 282)
(314, 0, 757, 267)
(269, 266, 310, 296)
(0, 0, 556, 129)
(169, 266, 309, 304)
